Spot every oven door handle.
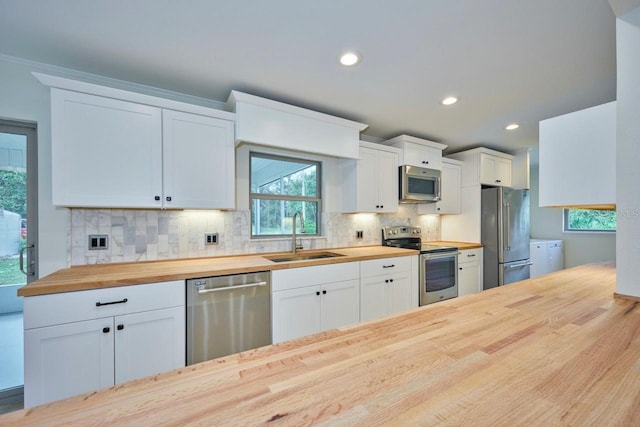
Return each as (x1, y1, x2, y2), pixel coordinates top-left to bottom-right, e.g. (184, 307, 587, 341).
(423, 251, 458, 260)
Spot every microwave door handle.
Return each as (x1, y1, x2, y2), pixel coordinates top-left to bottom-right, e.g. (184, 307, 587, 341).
(435, 176, 441, 201)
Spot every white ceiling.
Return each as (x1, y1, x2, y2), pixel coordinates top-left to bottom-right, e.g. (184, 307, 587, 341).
(0, 0, 617, 155)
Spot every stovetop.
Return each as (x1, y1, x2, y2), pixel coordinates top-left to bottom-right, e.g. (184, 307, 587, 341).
(382, 226, 458, 253)
(420, 243, 459, 254)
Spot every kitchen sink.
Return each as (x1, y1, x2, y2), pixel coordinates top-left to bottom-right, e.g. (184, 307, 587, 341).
(265, 251, 346, 263)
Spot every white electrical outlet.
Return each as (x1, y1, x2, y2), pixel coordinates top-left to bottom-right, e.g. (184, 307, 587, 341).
(205, 233, 219, 245)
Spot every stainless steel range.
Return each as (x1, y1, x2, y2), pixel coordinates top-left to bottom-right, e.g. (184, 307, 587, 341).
(382, 226, 458, 306)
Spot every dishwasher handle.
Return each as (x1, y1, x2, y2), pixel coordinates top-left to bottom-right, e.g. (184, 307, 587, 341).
(196, 281, 268, 295)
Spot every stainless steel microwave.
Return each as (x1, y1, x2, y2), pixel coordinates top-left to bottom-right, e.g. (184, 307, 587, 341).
(399, 165, 441, 203)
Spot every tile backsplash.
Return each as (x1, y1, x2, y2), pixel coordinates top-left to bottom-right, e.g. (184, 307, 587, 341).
(69, 205, 441, 265)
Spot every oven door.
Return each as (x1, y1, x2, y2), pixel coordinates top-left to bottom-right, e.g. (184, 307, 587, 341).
(420, 251, 458, 305)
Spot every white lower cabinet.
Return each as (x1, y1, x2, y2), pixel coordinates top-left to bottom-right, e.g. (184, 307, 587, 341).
(360, 256, 414, 322)
(457, 248, 483, 297)
(530, 239, 564, 278)
(23, 281, 185, 408)
(271, 263, 360, 343)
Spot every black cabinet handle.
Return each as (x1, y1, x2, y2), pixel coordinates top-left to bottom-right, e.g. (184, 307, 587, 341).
(117, 324, 124, 331)
(154, 196, 160, 201)
(496, 180, 501, 183)
(385, 279, 389, 283)
(459, 267, 463, 270)
(383, 264, 395, 269)
(102, 327, 110, 333)
(376, 205, 380, 208)
(322, 290, 327, 295)
(96, 298, 128, 307)
(166, 196, 172, 202)
(390, 279, 394, 283)
(316, 291, 320, 296)
(380, 205, 384, 209)
(422, 161, 429, 164)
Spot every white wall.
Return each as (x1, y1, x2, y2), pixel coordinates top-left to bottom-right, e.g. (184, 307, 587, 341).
(615, 6, 640, 297)
(0, 58, 69, 277)
(530, 165, 616, 268)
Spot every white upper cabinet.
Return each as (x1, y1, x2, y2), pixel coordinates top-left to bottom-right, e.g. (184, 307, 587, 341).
(382, 134, 447, 169)
(162, 109, 234, 209)
(340, 142, 400, 213)
(448, 147, 514, 187)
(51, 89, 164, 208)
(37, 73, 236, 209)
(539, 101, 616, 208)
(419, 158, 462, 215)
(227, 90, 367, 159)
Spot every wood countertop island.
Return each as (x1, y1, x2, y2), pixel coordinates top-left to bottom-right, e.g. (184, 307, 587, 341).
(5, 263, 640, 426)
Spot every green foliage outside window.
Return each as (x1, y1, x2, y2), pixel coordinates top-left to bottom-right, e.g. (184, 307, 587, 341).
(564, 209, 616, 232)
(0, 170, 27, 218)
(250, 153, 321, 237)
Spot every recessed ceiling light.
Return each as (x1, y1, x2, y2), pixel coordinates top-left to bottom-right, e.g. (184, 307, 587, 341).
(505, 123, 520, 130)
(339, 51, 360, 66)
(441, 96, 458, 106)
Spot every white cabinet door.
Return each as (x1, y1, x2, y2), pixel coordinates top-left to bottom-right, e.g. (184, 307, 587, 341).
(24, 318, 115, 407)
(51, 89, 163, 208)
(494, 157, 512, 187)
(162, 110, 235, 209)
(114, 306, 185, 384)
(355, 146, 378, 211)
(272, 286, 321, 343)
(376, 149, 399, 213)
(419, 160, 461, 215)
(530, 243, 548, 278)
(360, 275, 388, 322)
(320, 279, 360, 331)
(360, 272, 412, 321)
(479, 153, 512, 187)
(547, 242, 564, 273)
(403, 142, 442, 169)
(387, 272, 413, 315)
(343, 143, 398, 213)
(458, 261, 480, 297)
(457, 248, 483, 296)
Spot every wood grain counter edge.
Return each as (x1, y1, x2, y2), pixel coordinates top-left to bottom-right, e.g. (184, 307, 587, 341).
(18, 246, 420, 297)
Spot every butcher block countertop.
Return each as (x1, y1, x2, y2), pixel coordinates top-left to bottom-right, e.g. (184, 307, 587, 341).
(6, 263, 640, 426)
(17, 246, 418, 297)
(427, 240, 483, 250)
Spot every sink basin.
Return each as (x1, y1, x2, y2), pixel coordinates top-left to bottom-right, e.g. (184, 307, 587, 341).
(265, 251, 345, 263)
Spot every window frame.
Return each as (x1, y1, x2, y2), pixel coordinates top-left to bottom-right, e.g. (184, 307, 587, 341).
(562, 208, 616, 233)
(249, 152, 322, 238)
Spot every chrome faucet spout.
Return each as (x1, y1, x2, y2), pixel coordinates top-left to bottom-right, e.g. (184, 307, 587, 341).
(292, 211, 305, 254)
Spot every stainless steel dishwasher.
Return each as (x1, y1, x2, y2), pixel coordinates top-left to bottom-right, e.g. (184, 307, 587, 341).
(186, 271, 271, 365)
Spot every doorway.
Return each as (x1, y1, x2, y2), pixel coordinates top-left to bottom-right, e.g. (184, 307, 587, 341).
(0, 119, 37, 410)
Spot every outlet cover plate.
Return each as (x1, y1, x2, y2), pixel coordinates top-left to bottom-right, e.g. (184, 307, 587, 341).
(205, 233, 219, 245)
(88, 235, 109, 250)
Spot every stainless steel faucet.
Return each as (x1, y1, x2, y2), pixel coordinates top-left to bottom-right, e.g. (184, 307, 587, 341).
(292, 211, 305, 253)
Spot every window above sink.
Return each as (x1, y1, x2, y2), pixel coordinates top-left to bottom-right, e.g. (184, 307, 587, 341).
(250, 152, 321, 238)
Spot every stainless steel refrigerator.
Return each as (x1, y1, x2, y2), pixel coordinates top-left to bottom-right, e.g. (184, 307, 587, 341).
(481, 187, 531, 289)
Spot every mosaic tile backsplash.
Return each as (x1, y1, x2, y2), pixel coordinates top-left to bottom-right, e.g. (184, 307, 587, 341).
(69, 205, 441, 265)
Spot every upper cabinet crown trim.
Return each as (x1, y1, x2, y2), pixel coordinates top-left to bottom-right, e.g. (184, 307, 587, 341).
(449, 147, 514, 160)
(32, 72, 235, 121)
(381, 134, 448, 151)
(227, 91, 368, 131)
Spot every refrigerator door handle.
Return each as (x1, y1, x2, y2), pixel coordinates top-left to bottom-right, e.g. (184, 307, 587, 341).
(505, 261, 533, 270)
(507, 202, 511, 251)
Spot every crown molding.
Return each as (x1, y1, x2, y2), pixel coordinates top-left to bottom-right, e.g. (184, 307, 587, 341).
(0, 53, 227, 111)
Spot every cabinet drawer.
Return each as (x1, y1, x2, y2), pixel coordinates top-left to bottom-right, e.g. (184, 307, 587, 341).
(360, 256, 412, 278)
(458, 248, 483, 264)
(272, 262, 359, 292)
(24, 280, 185, 329)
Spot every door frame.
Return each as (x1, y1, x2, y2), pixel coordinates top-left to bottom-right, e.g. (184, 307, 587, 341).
(0, 118, 38, 281)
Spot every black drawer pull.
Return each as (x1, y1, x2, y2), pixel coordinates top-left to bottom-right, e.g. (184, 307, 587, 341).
(102, 327, 110, 333)
(117, 324, 124, 331)
(383, 264, 395, 268)
(96, 298, 128, 307)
